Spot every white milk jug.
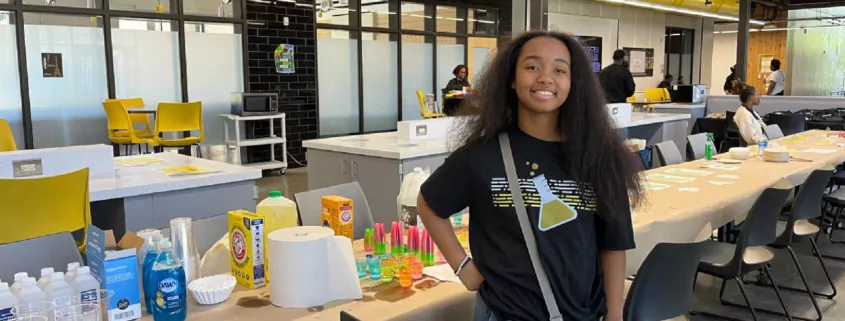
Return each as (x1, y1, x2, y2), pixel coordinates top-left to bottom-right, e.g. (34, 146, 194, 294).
(397, 167, 431, 227)
(44, 272, 74, 309)
(16, 278, 46, 303)
(73, 267, 100, 304)
(36, 267, 54, 290)
(0, 282, 20, 321)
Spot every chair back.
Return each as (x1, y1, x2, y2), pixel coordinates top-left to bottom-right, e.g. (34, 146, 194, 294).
(294, 182, 375, 240)
(686, 133, 708, 161)
(623, 241, 705, 321)
(763, 124, 784, 140)
(777, 166, 834, 244)
(661, 88, 671, 100)
(0, 233, 83, 282)
(645, 88, 667, 101)
(156, 102, 203, 139)
(654, 141, 683, 167)
(340, 311, 362, 321)
(106, 97, 145, 109)
(102, 100, 133, 135)
(159, 214, 228, 256)
(0, 118, 17, 152)
(768, 113, 806, 136)
(0, 168, 91, 251)
(729, 179, 792, 271)
(725, 111, 739, 136)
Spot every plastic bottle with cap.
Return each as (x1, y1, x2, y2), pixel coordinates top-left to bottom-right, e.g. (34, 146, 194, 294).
(65, 262, 80, 289)
(15, 278, 46, 303)
(256, 190, 299, 233)
(36, 267, 54, 290)
(139, 229, 163, 313)
(9, 272, 28, 297)
(73, 266, 100, 304)
(43, 272, 74, 309)
(150, 238, 187, 321)
(0, 282, 19, 321)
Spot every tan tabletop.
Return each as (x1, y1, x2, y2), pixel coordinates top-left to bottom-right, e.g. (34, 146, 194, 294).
(140, 131, 845, 321)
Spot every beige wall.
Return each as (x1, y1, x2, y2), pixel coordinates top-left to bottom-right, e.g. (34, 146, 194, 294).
(548, 0, 715, 94)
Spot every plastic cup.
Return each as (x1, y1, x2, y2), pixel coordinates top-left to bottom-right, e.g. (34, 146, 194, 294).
(364, 228, 374, 253)
(12, 316, 49, 321)
(71, 289, 114, 321)
(398, 263, 412, 288)
(380, 256, 394, 283)
(11, 301, 56, 320)
(55, 304, 100, 321)
(411, 261, 424, 280)
(356, 258, 368, 278)
(367, 257, 381, 280)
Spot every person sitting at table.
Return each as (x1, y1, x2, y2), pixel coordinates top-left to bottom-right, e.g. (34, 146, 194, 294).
(677, 76, 685, 85)
(657, 74, 673, 89)
(418, 31, 642, 321)
(734, 84, 766, 145)
(444, 65, 471, 93)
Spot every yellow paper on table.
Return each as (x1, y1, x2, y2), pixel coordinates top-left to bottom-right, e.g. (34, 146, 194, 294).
(157, 165, 219, 176)
(116, 156, 165, 167)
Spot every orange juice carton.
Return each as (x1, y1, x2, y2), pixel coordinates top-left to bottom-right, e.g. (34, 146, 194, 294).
(321, 195, 354, 239)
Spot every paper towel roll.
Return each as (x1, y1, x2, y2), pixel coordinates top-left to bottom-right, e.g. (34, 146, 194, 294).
(268, 226, 362, 308)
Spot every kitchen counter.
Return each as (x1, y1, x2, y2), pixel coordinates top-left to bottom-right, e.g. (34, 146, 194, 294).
(651, 103, 706, 109)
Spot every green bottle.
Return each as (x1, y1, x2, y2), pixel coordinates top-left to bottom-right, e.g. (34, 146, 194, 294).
(705, 133, 714, 161)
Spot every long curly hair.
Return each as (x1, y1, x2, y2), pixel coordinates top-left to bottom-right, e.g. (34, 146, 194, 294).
(453, 30, 644, 219)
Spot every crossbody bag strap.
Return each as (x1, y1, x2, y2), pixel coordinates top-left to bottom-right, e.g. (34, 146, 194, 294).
(498, 132, 563, 321)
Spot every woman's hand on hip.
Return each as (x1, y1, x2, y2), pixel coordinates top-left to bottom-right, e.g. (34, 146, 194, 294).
(458, 260, 484, 291)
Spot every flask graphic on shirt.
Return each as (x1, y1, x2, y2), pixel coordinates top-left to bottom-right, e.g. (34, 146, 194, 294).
(531, 175, 578, 231)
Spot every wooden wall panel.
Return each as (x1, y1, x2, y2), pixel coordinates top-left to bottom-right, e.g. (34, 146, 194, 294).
(745, 31, 787, 93)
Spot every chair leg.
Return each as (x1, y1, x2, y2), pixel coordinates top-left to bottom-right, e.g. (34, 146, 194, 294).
(809, 237, 838, 299)
(733, 277, 759, 321)
(137, 144, 143, 155)
(764, 264, 794, 321)
(748, 244, 836, 300)
(689, 277, 754, 321)
(195, 144, 203, 158)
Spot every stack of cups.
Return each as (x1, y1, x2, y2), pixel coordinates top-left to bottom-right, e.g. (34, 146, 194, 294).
(407, 226, 419, 259)
(363, 228, 374, 253)
(390, 222, 404, 257)
(420, 229, 434, 266)
(374, 223, 386, 256)
(170, 217, 200, 284)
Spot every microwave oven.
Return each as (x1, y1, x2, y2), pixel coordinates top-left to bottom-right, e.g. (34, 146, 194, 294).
(670, 85, 707, 104)
(231, 92, 279, 116)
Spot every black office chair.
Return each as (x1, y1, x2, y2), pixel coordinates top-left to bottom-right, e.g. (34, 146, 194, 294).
(769, 113, 807, 136)
(624, 241, 705, 321)
(686, 132, 708, 161)
(764, 124, 785, 140)
(692, 179, 794, 321)
(654, 141, 684, 167)
(747, 167, 836, 321)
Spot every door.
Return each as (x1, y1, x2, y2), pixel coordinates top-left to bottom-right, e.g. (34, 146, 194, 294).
(306, 149, 352, 190)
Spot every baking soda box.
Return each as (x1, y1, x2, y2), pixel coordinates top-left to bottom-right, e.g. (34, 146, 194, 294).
(228, 210, 267, 289)
(321, 195, 354, 240)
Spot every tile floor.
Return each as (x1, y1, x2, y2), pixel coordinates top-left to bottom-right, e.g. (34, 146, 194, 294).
(256, 168, 845, 321)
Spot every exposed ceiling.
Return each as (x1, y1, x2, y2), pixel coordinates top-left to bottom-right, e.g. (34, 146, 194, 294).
(752, 0, 845, 11)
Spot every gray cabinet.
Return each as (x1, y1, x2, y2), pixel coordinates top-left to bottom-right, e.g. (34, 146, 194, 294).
(306, 149, 449, 225)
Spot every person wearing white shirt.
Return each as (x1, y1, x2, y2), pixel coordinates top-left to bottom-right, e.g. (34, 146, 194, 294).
(766, 59, 785, 96)
(734, 85, 766, 145)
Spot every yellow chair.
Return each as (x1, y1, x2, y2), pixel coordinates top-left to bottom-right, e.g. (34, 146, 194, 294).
(154, 102, 204, 157)
(645, 88, 670, 101)
(416, 91, 446, 119)
(103, 100, 156, 155)
(105, 98, 153, 137)
(0, 168, 91, 252)
(0, 118, 16, 152)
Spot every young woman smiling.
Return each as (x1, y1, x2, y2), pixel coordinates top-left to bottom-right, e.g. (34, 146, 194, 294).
(418, 31, 644, 321)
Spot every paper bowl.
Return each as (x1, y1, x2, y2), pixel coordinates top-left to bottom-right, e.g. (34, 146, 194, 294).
(728, 147, 751, 160)
(188, 274, 236, 305)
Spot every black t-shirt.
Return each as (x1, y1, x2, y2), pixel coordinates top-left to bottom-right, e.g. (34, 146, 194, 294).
(420, 129, 636, 321)
(599, 64, 636, 103)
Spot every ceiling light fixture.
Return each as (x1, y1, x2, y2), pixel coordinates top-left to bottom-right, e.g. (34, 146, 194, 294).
(606, 0, 765, 25)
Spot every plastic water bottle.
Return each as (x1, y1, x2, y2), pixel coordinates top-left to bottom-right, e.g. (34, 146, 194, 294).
(0, 283, 20, 321)
(139, 230, 162, 313)
(73, 267, 100, 304)
(150, 239, 187, 321)
(65, 262, 80, 289)
(9, 273, 27, 297)
(15, 278, 46, 303)
(756, 133, 769, 159)
(44, 272, 74, 309)
(36, 268, 54, 290)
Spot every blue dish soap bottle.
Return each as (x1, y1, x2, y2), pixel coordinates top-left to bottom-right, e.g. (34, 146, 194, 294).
(150, 239, 187, 321)
(139, 230, 162, 314)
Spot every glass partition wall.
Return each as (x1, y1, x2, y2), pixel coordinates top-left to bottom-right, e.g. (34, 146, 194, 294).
(0, 0, 246, 149)
(316, 0, 497, 135)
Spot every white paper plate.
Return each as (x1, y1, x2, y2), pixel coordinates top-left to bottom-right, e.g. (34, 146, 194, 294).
(717, 159, 742, 164)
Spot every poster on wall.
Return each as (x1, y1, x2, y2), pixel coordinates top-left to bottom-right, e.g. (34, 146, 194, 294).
(574, 36, 602, 73)
(41, 53, 63, 78)
(622, 47, 654, 77)
(758, 54, 774, 79)
(275, 44, 295, 74)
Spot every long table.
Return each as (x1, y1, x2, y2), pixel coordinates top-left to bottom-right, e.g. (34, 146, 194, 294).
(141, 131, 845, 321)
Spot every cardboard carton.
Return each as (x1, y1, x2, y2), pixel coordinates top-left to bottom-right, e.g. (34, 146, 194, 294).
(86, 225, 144, 321)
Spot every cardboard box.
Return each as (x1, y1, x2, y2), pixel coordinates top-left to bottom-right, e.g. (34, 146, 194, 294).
(321, 195, 354, 240)
(228, 210, 266, 289)
(86, 225, 143, 321)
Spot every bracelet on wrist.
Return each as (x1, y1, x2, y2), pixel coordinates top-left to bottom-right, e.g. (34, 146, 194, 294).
(454, 256, 472, 276)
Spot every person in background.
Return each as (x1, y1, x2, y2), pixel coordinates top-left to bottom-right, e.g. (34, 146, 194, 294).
(724, 65, 736, 94)
(734, 84, 765, 145)
(677, 76, 685, 85)
(657, 74, 673, 89)
(600, 49, 636, 103)
(444, 65, 471, 92)
(418, 31, 642, 321)
(766, 59, 785, 96)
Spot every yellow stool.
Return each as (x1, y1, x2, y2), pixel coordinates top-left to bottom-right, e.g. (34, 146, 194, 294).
(153, 102, 204, 157)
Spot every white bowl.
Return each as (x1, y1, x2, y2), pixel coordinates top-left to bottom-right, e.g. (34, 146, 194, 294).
(188, 274, 236, 305)
(728, 147, 751, 160)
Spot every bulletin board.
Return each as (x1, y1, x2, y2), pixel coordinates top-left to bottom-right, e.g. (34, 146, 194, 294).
(758, 54, 774, 79)
(275, 44, 295, 74)
(622, 47, 654, 77)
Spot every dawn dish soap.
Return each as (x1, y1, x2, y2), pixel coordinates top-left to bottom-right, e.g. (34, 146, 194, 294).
(150, 239, 187, 321)
(138, 229, 162, 314)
